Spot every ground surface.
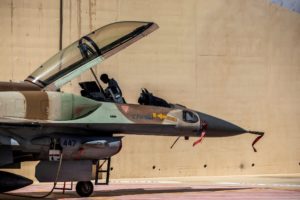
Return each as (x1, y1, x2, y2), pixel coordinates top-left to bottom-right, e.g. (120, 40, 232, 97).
(0, 174, 299, 200)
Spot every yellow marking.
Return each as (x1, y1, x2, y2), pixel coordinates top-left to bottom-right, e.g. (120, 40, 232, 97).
(152, 113, 177, 122)
(166, 116, 177, 122)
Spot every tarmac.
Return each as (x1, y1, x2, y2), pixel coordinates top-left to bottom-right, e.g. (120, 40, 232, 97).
(0, 174, 299, 200)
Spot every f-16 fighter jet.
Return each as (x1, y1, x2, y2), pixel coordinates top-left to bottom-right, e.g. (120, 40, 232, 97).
(0, 21, 264, 197)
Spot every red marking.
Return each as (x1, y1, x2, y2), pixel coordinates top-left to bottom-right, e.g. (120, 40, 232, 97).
(193, 120, 207, 147)
(75, 147, 85, 159)
(252, 134, 264, 152)
(121, 105, 129, 113)
(74, 106, 86, 116)
(193, 130, 206, 146)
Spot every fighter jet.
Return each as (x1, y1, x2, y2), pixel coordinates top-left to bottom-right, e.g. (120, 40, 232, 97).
(0, 21, 264, 197)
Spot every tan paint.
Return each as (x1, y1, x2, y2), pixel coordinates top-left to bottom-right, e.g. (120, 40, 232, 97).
(1, 0, 300, 180)
(21, 91, 49, 120)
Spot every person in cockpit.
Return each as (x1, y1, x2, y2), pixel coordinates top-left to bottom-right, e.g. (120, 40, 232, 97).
(100, 73, 125, 103)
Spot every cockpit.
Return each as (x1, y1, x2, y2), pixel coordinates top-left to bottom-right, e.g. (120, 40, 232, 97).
(24, 21, 200, 124)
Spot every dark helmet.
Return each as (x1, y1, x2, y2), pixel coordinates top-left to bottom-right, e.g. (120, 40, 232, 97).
(100, 73, 109, 84)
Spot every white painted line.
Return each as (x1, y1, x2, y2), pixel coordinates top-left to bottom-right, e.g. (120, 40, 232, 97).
(218, 182, 300, 188)
(111, 180, 181, 184)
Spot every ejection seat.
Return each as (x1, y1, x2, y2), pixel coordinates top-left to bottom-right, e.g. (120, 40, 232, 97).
(79, 81, 126, 103)
(79, 81, 107, 101)
(138, 88, 172, 108)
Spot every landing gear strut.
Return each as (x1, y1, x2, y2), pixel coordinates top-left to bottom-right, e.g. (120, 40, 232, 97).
(75, 158, 112, 197)
(76, 181, 94, 197)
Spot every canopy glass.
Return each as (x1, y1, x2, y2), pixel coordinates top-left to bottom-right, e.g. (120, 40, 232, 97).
(26, 21, 158, 89)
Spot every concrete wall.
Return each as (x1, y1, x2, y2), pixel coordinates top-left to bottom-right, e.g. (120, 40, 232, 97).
(0, 0, 299, 179)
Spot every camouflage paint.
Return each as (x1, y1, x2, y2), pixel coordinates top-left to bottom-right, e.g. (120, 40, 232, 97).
(21, 91, 49, 120)
(0, 91, 102, 121)
(1, 90, 200, 126)
(0, 90, 201, 137)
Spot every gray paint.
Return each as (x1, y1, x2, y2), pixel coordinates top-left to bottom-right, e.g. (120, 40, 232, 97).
(0, 148, 13, 166)
(35, 160, 92, 182)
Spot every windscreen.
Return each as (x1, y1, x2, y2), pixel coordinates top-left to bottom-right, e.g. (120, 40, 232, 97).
(26, 21, 155, 88)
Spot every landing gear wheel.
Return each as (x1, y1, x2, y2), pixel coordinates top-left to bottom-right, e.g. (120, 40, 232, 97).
(76, 181, 94, 197)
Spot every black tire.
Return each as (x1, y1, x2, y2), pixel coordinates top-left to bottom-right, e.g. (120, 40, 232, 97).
(76, 181, 94, 197)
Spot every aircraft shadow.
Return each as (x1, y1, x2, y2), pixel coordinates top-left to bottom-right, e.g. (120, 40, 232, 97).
(0, 187, 251, 199)
(93, 187, 250, 197)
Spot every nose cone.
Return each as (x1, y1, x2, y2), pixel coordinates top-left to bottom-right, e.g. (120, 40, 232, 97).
(197, 111, 247, 137)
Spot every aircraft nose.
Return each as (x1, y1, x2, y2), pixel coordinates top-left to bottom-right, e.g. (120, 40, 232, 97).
(196, 111, 247, 137)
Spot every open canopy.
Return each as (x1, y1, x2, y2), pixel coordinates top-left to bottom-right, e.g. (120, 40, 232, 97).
(25, 21, 158, 90)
